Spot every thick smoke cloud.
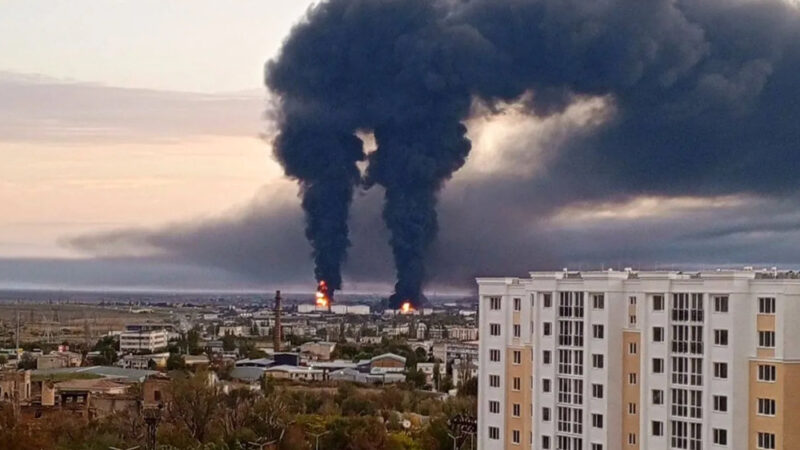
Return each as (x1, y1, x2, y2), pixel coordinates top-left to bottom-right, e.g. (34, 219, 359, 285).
(265, 0, 800, 307)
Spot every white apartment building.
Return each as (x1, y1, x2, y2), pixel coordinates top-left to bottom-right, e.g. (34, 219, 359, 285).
(478, 268, 800, 450)
(120, 325, 169, 353)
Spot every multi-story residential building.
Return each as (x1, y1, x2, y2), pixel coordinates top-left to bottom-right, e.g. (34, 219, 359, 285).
(477, 268, 800, 450)
(119, 325, 169, 353)
(447, 325, 480, 341)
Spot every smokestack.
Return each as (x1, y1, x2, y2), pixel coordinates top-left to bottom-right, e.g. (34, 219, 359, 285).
(273, 290, 282, 352)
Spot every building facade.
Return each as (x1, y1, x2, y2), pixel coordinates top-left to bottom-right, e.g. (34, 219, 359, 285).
(477, 269, 800, 450)
(119, 326, 169, 353)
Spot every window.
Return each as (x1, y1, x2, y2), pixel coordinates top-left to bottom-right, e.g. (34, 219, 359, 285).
(490, 323, 501, 336)
(759, 297, 776, 314)
(542, 378, 551, 393)
(542, 407, 551, 421)
(759, 331, 775, 348)
(593, 294, 604, 309)
(543, 322, 552, 336)
(513, 297, 521, 311)
(513, 350, 521, 365)
(489, 375, 500, 387)
(652, 421, 664, 436)
(653, 295, 665, 311)
(758, 432, 776, 449)
(543, 293, 552, 308)
(714, 362, 728, 379)
(628, 402, 637, 414)
(629, 342, 638, 354)
(758, 364, 777, 382)
(489, 400, 500, 414)
(653, 326, 664, 342)
(592, 444, 603, 450)
(543, 350, 551, 364)
(513, 324, 521, 338)
(714, 296, 729, 313)
(592, 413, 603, 428)
(489, 349, 500, 362)
(513, 403, 521, 417)
(593, 324, 604, 339)
(652, 389, 664, 405)
(489, 297, 501, 310)
(713, 395, 728, 412)
(592, 354, 604, 369)
(592, 383, 604, 399)
(629, 373, 638, 384)
(628, 433, 637, 445)
(653, 358, 664, 374)
(714, 329, 729, 346)
(758, 398, 776, 416)
(512, 429, 520, 444)
(630, 296, 637, 305)
(713, 428, 728, 446)
(488, 426, 499, 440)
(542, 436, 551, 449)
(629, 315, 637, 326)
(513, 377, 521, 391)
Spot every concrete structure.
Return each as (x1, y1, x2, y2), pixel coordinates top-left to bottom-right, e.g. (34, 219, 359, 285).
(218, 325, 248, 337)
(119, 325, 169, 353)
(117, 352, 169, 370)
(299, 341, 336, 361)
(363, 353, 406, 374)
(36, 351, 82, 370)
(477, 268, 800, 450)
(264, 365, 324, 381)
(0, 370, 30, 403)
(432, 340, 479, 364)
(297, 304, 370, 315)
(416, 362, 446, 386)
(447, 325, 480, 341)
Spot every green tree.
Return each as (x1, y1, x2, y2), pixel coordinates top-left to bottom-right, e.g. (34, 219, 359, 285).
(406, 369, 427, 389)
(166, 353, 186, 371)
(167, 372, 220, 443)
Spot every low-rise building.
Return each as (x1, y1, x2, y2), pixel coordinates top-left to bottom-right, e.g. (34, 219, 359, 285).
(120, 325, 169, 353)
(299, 341, 336, 361)
(416, 362, 445, 386)
(264, 365, 323, 381)
(36, 351, 82, 370)
(445, 326, 479, 341)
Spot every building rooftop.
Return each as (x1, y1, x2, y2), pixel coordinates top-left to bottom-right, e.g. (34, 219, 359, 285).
(32, 366, 158, 383)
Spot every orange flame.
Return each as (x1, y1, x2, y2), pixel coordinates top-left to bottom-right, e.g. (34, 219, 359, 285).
(401, 302, 414, 314)
(316, 281, 330, 308)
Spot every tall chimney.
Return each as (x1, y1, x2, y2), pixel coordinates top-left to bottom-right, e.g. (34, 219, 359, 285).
(273, 290, 282, 352)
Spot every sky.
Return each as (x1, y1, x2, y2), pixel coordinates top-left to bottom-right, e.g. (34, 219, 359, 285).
(2, 0, 800, 293)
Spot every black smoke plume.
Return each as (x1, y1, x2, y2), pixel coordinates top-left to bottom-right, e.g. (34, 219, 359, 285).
(266, 0, 800, 308)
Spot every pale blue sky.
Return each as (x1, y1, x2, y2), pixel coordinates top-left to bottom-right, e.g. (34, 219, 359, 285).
(0, 0, 316, 92)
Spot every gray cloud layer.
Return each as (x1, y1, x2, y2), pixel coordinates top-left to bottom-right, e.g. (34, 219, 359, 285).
(0, 72, 264, 143)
